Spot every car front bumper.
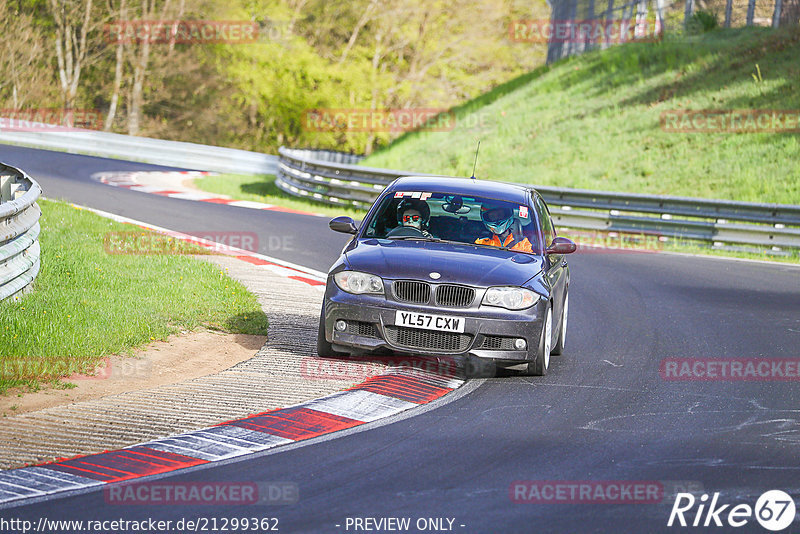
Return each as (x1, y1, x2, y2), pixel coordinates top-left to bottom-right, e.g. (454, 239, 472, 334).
(323, 286, 547, 362)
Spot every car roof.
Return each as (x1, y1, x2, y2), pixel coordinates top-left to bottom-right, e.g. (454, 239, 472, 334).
(388, 176, 535, 205)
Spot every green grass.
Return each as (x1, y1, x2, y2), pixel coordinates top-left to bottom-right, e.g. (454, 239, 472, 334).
(0, 199, 268, 394)
(193, 173, 366, 218)
(363, 27, 800, 205)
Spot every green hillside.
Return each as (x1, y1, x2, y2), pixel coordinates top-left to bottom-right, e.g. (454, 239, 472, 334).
(362, 27, 800, 204)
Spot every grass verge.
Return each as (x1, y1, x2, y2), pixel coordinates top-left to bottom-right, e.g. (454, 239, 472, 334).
(362, 27, 800, 204)
(0, 198, 268, 395)
(193, 173, 366, 218)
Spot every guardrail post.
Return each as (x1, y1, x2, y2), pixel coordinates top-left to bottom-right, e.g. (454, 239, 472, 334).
(0, 175, 11, 203)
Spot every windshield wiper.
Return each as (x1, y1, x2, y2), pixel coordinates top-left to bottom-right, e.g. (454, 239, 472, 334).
(386, 235, 450, 243)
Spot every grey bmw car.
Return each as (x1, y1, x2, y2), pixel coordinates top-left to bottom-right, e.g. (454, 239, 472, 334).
(317, 176, 575, 375)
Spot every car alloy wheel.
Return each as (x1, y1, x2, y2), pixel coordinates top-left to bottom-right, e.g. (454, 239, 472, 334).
(525, 304, 552, 376)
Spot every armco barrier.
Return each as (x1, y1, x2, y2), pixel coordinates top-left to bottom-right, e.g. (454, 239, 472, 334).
(276, 146, 800, 251)
(0, 120, 278, 175)
(0, 163, 41, 301)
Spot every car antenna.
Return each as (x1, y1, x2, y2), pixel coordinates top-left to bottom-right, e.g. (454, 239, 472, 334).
(470, 140, 481, 180)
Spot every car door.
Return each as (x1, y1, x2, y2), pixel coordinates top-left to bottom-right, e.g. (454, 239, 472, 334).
(534, 195, 568, 322)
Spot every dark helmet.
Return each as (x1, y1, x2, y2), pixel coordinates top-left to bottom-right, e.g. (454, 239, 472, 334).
(480, 202, 514, 234)
(396, 198, 431, 223)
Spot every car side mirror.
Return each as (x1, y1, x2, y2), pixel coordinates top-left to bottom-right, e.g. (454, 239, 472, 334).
(329, 216, 358, 235)
(546, 236, 576, 255)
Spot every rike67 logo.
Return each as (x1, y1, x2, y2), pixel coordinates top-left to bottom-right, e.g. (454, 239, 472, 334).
(668, 490, 796, 531)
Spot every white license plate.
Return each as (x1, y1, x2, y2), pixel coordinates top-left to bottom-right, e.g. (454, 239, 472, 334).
(394, 311, 465, 333)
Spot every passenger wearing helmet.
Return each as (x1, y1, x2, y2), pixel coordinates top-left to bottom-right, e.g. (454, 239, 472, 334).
(475, 202, 533, 252)
(387, 198, 433, 238)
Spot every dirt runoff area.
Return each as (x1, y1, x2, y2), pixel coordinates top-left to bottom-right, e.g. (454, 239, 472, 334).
(0, 329, 265, 417)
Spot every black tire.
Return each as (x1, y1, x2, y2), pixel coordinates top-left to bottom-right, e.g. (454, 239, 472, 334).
(524, 304, 552, 376)
(316, 304, 347, 358)
(551, 292, 568, 356)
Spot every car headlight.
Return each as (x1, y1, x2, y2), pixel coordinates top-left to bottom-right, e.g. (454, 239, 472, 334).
(333, 271, 384, 295)
(482, 286, 540, 310)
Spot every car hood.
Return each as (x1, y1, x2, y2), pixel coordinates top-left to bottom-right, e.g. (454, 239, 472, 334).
(344, 239, 543, 287)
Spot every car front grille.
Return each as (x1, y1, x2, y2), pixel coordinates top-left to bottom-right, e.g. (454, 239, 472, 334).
(346, 321, 380, 338)
(394, 280, 431, 304)
(435, 284, 475, 308)
(479, 335, 517, 350)
(384, 326, 472, 353)
(393, 281, 476, 308)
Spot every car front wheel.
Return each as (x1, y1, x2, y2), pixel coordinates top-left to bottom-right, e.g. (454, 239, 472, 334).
(524, 304, 552, 376)
(316, 304, 347, 358)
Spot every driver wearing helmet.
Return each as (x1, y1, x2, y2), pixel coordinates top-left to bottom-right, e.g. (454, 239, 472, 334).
(475, 202, 533, 252)
(387, 198, 433, 238)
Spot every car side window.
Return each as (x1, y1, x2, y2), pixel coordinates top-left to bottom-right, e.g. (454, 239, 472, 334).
(543, 202, 557, 244)
(534, 196, 555, 246)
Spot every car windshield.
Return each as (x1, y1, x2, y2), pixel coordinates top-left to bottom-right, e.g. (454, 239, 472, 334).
(362, 192, 541, 253)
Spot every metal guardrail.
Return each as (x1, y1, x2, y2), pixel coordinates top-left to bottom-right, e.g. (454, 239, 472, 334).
(0, 120, 278, 175)
(0, 163, 41, 301)
(276, 146, 800, 251)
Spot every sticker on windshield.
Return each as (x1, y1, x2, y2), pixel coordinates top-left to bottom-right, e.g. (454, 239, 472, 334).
(519, 206, 529, 219)
(394, 191, 432, 200)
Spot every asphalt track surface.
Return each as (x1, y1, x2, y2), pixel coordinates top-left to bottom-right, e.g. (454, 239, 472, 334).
(2, 144, 800, 533)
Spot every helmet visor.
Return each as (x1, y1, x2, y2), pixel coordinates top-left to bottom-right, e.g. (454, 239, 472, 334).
(481, 205, 514, 234)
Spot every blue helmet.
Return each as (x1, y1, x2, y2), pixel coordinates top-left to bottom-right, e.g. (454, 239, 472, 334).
(480, 203, 514, 234)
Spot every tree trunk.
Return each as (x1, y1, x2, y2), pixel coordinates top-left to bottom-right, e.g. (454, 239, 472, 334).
(105, 0, 126, 131)
(339, 0, 378, 64)
(127, 0, 172, 135)
(127, 37, 150, 135)
(364, 30, 383, 155)
(724, 0, 733, 27)
(49, 0, 93, 113)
